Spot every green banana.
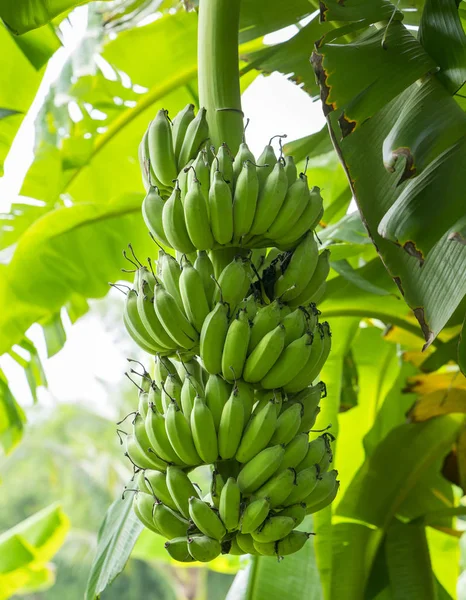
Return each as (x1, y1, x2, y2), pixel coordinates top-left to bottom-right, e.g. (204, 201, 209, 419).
(138, 390, 150, 420)
(267, 173, 310, 240)
(143, 470, 178, 511)
(274, 187, 323, 249)
(278, 432, 310, 472)
(276, 531, 311, 556)
(190, 395, 218, 464)
(303, 469, 338, 509)
(219, 477, 241, 531)
(153, 501, 190, 539)
(221, 309, 250, 382)
(148, 109, 177, 187)
(237, 445, 285, 495)
(253, 539, 276, 556)
(145, 405, 183, 466)
(209, 170, 234, 245)
(212, 256, 251, 313)
(179, 257, 210, 332)
(232, 160, 259, 242)
(256, 140, 277, 189)
(236, 398, 278, 463)
(187, 150, 210, 194)
(200, 302, 230, 375)
(237, 294, 258, 320)
(210, 469, 225, 509)
(188, 497, 226, 540)
(284, 155, 297, 186)
(180, 375, 202, 418)
(228, 536, 245, 555)
(270, 403, 303, 445)
(124, 290, 164, 354)
(306, 474, 340, 515)
(274, 232, 319, 301)
(162, 184, 196, 254)
(161, 373, 182, 412)
(211, 143, 234, 190)
(288, 249, 331, 308)
(236, 532, 261, 555)
(276, 503, 306, 527)
(205, 374, 231, 430)
(125, 434, 166, 471)
(251, 515, 295, 543)
(165, 402, 201, 466)
(137, 282, 177, 351)
(284, 465, 319, 505)
(248, 300, 281, 353)
(243, 324, 286, 383)
(282, 307, 309, 346)
(154, 355, 179, 388)
(166, 465, 200, 518)
(252, 389, 283, 418)
(284, 322, 332, 393)
(194, 251, 216, 308)
(133, 493, 159, 534)
(261, 331, 313, 389)
(233, 141, 255, 184)
(172, 104, 195, 167)
(240, 498, 270, 534)
(249, 160, 288, 236)
(297, 434, 331, 471)
(164, 537, 195, 562)
(132, 412, 160, 458)
(218, 386, 245, 459)
(188, 535, 222, 562)
(178, 107, 209, 170)
(157, 250, 183, 309)
(253, 467, 296, 508)
(153, 282, 198, 350)
(142, 186, 170, 246)
(184, 176, 214, 250)
(236, 380, 255, 421)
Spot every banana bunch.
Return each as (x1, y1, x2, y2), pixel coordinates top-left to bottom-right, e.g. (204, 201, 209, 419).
(139, 104, 323, 253)
(121, 358, 339, 562)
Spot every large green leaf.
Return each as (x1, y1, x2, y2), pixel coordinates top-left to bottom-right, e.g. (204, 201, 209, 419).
(85, 490, 143, 600)
(0, 368, 26, 454)
(0, 503, 69, 600)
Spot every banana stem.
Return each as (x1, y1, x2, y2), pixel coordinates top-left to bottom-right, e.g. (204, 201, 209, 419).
(198, 0, 243, 154)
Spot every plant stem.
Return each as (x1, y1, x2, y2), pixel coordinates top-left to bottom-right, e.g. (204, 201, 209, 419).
(198, 0, 243, 154)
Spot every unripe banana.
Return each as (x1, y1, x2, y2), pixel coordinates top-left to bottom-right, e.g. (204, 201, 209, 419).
(137, 282, 177, 351)
(243, 324, 286, 383)
(256, 141, 277, 189)
(212, 256, 251, 313)
(303, 469, 338, 506)
(240, 498, 270, 534)
(211, 143, 234, 190)
(187, 150, 210, 195)
(179, 257, 210, 333)
(278, 432, 310, 472)
(221, 309, 250, 382)
(165, 402, 201, 466)
(248, 300, 281, 353)
(252, 389, 283, 417)
(233, 141, 255, 183)
(180, 375, 202, 418)
(161, 373, 182, 412)
(154, 355, 179, 388)
(274, 232, 319, 301)
(143, 470, 178, 511)
(237, 445, 285, 495)
(228, 536, 246, 555)
(153, 283, 198, 350)
(249, 160, 288, 236)
(194, 251, 216, 308)
(305, 473, 340, 515)
(178, 107, 209, 170)
(166, 465, 200, 518)
(209, 170, 234, 245)
(282, 307, 309, 346)
(277, 531, 311, 556)
(236, 398, 278, 464)
(133, 493, 159, 534)
(188, 497, 226, 540)
(188, 534, 222, 562)
(157, 250, 184, 309)
(267, 173, 310, 240)
(284, 465, 319, 505)
(288, 249, 331, 308)
(210, 469, 225, 509)
(205, 374, 231, 430)
(253, 539, 276, 556)
(200, 302, 230, 375)
(261, 331, 314, 390)
(132, 412, 161, 459)
(277, 503, 306, 527)
(173, 358, 204, 386)
(219, 477, 241, 531)
(148, 109, 177, 187)
(253, 467, 296, 508)
(124, 290, 164, 354)
(142, 186, 170, 246)
(218, 386, 245, 459)
(164, 537, 195, 562)
(270, 403, 303, 445)
(145, 406, 185, 464)
(172, 104, 195, 167)
(143, 127, 172, 195)
(232, 160, 259, 242)
(284, 155, 297, 186)
(153, 501, 190, 540)
(284, 322, 332, 393)
(178, 159, 192, 200)
(162, 184, 196, 254)
(126, 434, 166, 471)
(190, 395, 218, 464)
(237, 294, 258, 320)
(138, 391, 150, 421)
(297, 434, 331, 472)
(274, 187, 323, 249)
(139, 136, 150, 191)
(184, 177, 214, 250)
(251, 515, 295, 543)
(236, 532, 261, 555)
(236, 380, 255, 421)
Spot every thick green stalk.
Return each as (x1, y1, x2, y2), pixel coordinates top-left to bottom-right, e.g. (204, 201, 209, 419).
(198, 0, 243, 154)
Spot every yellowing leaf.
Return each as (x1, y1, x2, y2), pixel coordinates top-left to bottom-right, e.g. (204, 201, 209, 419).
(409, 389, 466, 422)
